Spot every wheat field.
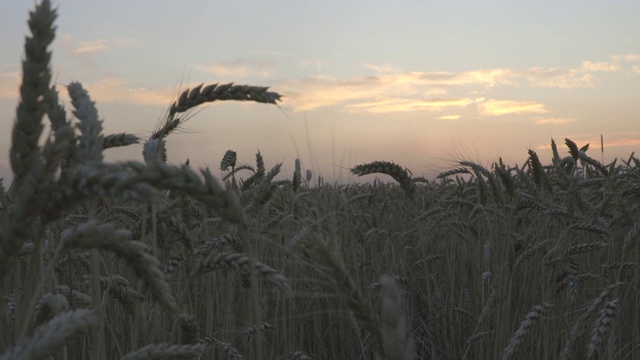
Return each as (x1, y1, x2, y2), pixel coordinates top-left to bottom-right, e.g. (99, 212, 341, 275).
(2, 2, 640, 359)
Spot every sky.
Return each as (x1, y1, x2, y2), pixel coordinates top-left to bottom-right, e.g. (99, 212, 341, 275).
(1, 1, 640, 186)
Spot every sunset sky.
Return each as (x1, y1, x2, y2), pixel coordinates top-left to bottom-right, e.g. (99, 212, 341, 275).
(1, 1, 640, 186)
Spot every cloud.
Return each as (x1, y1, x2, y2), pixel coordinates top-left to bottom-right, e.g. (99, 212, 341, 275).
(362, 63, 403, 74)
(0, 70, 20, 99)
(612, 54, 640, 62)
(533, 117, 576, 125)
(520, 67, 598, 88)
(72, 39, 137, 54)
(580, 61, 618, 72)
(194, 58, 274, 78)
(439, 114, 461, 120)
(633, 65, 640, 75)
(79, 77, 175, 105)
(478, 99, 547, 116)
(419, 68, 517, 87)
(346, 97, 475, 113)
(604, 138, 640, 147)
(300, 58, 325, 72)
(278, 59, 616, 112)
(0, 77, 176, 106)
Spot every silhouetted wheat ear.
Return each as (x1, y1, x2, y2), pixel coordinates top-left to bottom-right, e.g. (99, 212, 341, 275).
(10, 0, 55, 181)
(221, 150, 237, 171)
(551, 138, 561, 165)
(1, 0, 60, 286)
(528, 149, 546, 189)
(351, 161, 415, 198)
(102, 133, 140, 149)
(168, 83, 282, 117)
(292, 158, 302, 192)
(565, 138, 580, 162)
(68, 81, 104, 163)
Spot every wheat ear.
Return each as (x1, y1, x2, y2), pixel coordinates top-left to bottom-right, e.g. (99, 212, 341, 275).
(292, 158, 302, 192)
(10, 0, 55, 181)
(61, 221, 177, 312)
(168, 83, 281, 117)
(198, 251, 292, 296)
(200, 337, 244, 360)
(379, 275, 414, 360)
(0, 309, 98, 360)
(351, 161, 415, 198)
(121, 343, 206, 360)
(1, 0, 56, 285)
(68, 81, 103, 163)
(103, 133, 140, 149)
(502, 303, 552, 360)
(587, 300, 619, 359)
(178, 313, 201, 345)
(312, 236, 382, 351)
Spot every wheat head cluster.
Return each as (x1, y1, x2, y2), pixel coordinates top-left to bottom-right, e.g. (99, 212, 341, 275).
(1, 2, 640, 359)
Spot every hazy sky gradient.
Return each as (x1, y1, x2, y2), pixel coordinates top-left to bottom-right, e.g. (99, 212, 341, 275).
(1, 1, 640, 185)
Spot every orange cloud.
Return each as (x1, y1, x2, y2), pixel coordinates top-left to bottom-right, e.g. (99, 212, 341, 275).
(605, 138, 640, 147)
(194, 58, 274, 78)
(520, 67, 597, 88)
(41, 78, 175, 106)
(346, 97, 475, 113)
(0, 73, 203, 115)
(0, 70, 20, 99)
(300, 58, 325, 72)
(72, 39, 137, 54)
(580, 61, 619, 72)
(362, 63, 403, 73)
(478, 99, 547, 116)
(612, 54, 640, 62)
(439, 114, 461, 120)
(279, 74, 445, 112)
(279, 59, 617, 112)
(533, 117, 576, 125)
